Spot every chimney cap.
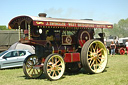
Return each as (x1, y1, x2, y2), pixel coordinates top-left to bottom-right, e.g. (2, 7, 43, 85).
(81, 19, 93, 21)
(38, 13, 47, 17)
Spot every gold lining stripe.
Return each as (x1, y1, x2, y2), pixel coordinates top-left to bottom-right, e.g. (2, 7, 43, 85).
(71, 53, 73, 62)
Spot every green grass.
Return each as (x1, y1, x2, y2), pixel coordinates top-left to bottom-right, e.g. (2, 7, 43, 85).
(0, 55, 128, 85)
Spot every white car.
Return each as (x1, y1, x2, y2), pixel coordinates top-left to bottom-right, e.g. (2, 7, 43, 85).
(0, 50, 31, 69)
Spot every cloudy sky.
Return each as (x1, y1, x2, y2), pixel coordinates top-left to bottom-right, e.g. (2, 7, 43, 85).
(0, 0, 128, 26)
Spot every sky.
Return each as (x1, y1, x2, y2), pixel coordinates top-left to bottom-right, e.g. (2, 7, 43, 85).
(0, 0, 128, 27)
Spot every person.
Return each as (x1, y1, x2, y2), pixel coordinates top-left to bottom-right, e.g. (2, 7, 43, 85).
(125, 40, 128, 55)
(110, 41, 116, 57)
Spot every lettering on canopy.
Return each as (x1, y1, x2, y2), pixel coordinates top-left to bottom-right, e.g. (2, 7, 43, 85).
(33, 21, 113, 28)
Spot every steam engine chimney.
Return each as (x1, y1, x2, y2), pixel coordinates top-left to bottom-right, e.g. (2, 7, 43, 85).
(38, 13, 47, 17)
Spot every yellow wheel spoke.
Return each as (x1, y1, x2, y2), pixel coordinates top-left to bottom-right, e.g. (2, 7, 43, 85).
(99, 57, 105, 60)
(98, 53, 102, 56)
(58, 67, 62, 70)
(57, 63, 62, 67)
(27, 60, 33, 65)
(57, 70, 60, 74)
(26, 64, 33, 69)
(52, 57, 54, 63)
(91, 45, 95, 52)
(54, 71, 57, 76)
(55, 60, 60, 65)
(88, 51, 92, 54)
(89, 59, 92, 65)
(49, 70, 52, 75)
(95, 43, 98, 50)
(98, 64, 102, 69)
(88, 55, 91, 57)
(36, 69, 39, 74)
(32, 69, 36, 74)
(27, 61, 31, 66)
(47, 68, 52, 72)
(48, 64, 52, 68)
(96, 60, 98, 69)
(31, 70, 34, 75)
(52, 71, 55, 77)
(88, 54, 94, 58)
(98, 48, 103, 53)
(97, 59, 101, 63)
(28, 68, 32, 73)
(88, 58, 92, 60)
(48, 68, 54, 75)
(93, 64, 95, 70)
(90, 60, 95, 67)
(55, 57, 57, 63)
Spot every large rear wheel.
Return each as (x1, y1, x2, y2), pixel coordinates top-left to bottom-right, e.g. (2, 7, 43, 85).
(81, 39, 107, 73)
(43, 53, 65, 81)
(23, 54, 43, 78)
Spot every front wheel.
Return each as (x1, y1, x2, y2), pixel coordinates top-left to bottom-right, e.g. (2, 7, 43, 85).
(23, 54, 43, 78)
(81, 39, 107, 74)
(43, 53, 65, 81)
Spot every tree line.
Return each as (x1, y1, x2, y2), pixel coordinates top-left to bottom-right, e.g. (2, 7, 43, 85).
(103, 18, 128, 38)
(0, 26, 8, 30)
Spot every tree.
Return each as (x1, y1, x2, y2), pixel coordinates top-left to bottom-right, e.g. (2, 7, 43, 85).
(103, 18, 128, 38)
(0, 25, 7, 30)
(118, 18, 128, 37)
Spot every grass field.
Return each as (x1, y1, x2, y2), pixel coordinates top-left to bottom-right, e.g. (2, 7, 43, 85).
(0, 55, 128, 85)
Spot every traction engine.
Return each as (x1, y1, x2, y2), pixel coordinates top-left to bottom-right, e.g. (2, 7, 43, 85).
(8, 13, 113, 80)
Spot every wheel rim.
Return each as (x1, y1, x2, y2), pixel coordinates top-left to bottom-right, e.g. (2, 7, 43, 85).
(24, 55, 43, 78)
(46, 55, 65, 80)
(87, 41, 107, 73)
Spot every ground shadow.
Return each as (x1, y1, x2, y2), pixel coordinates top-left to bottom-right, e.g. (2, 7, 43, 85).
(18, 67, 108, 80)
(18, 73, 65, 81)
(64, 67, 108, 76)
(18, 74, 46, 80)
(0, 67, 22, 70)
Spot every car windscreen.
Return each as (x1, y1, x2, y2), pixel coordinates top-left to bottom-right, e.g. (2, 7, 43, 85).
(0, 51, 8, 57)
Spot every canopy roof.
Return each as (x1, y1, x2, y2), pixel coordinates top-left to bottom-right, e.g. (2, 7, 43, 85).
(8, 15, 113, 29)
(8, 42, 35, 54)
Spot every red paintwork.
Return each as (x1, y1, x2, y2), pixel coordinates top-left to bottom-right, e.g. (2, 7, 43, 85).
(64, 53, 80, 62)
(79, 40, 86, 47)
(119, 47, 125, 55)
(33, 21, 113, 29)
